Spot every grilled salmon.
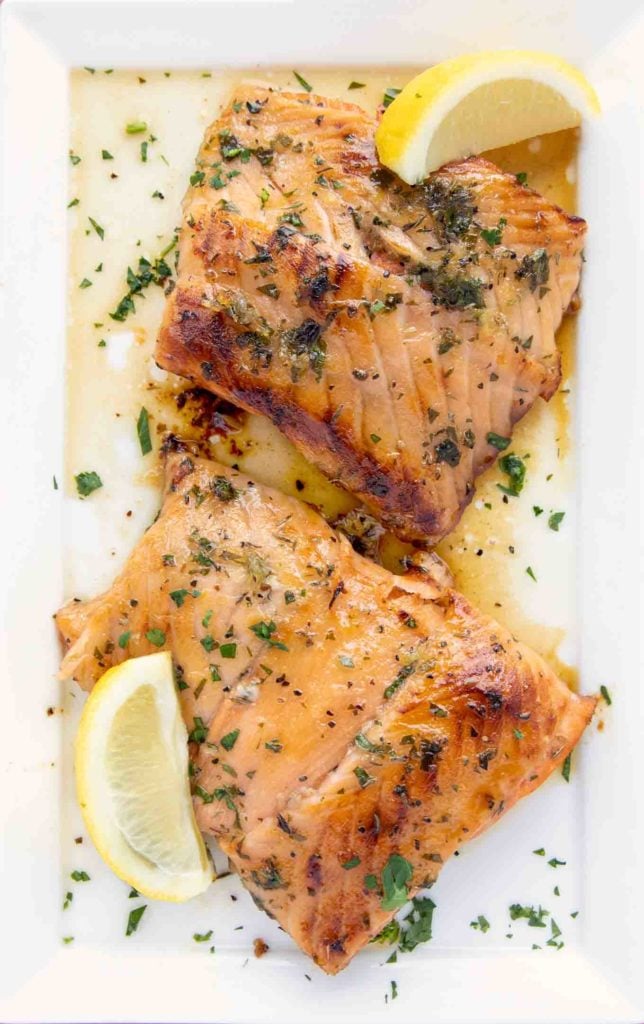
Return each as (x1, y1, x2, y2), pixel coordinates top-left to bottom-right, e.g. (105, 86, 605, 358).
(156, 85, 586, 544)
(57, 449, 595, 972)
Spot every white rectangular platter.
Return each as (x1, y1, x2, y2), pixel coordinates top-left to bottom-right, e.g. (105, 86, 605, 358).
(0, 1, 643, 1022)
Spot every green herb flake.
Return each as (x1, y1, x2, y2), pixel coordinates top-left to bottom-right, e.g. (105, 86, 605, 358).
(79, 278, 93, 289)
(145, 628, 166, 647)
(69, 150, 81, 166)
(126, 121, 148, 135)
(67, 198, 80, 208)
(88, 216, 105, 240)
(126, 904, 147, 936)
(62, 936, 74, 945)
(265, 739, 283, 753)
(548, 858, 566, 868)
(548, 511, 565, 531)
(354, 766, 375, 788)
(600, 684, 612, 706)
(383, 87, 401, 108)
(293, 70, 313, 92)
(118, 631, 131, 649)
(381, 853, 413, 911)
(533, 848, 546, 856)
(533, 506, 544, 517)
(516, 171, 528, 185)
(189, 717, 208, 744)
(486, 432, 511, 451)
(75, 471, 102, 498)
(562, 752, 572, 782)
(364, 873, 378, 891)
(250, 620, 288, 651)
(480, 217, 506, 247)
(101, 149, 114, 160)
(220, 642, 237, 659)
(193, 930, 213, 942)
(70, 870, 90, 882)
(497, 452, 526, 497)
(342, 856, 361, 870)
(399, 896, 436, 951)
(221, 729, 240, 751)
(63, 891, 73, 910)
(509, 903, 549, 928)
(470, 914, 490, 933)
(526, 566, 537, 582)
(348, 81, 365, 90)
(136, 406, 152, 455)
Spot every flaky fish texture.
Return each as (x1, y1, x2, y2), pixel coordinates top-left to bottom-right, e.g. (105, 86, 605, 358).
(57, 451, 595, 973)
(156, 85, 586, 544)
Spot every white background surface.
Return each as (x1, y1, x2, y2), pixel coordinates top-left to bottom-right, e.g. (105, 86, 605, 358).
(0, 1, 643, 1022)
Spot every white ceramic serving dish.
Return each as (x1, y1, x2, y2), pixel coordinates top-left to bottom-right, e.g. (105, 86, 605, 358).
(1, 1, 643, 1021)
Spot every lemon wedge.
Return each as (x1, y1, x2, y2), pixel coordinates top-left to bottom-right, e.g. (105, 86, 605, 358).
(375, 50, 600, 184)
(75, 652, 213, 901)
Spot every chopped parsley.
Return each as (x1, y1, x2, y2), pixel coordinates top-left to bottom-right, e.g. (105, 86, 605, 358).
(354, 766, 375, 788)
(125, 121, 148, 135)
(470, 914, 490, 933)
(600, 684, 612, 705)
(145, 628, 166, 647)
(480, 217, 506, 247)
(562, 752, 572, 782)
(219, 642, 237, 659)
(548, 511, 565, 531)
(342, 856, 361, 869)
(136, 406, 152, 455)
(69, 150, 81, 165)
(348, 81, 365, 90)
(193, 930, 213, 943)
(486, 432, 511, 451)
(497, 452, 526, 496)
(526, 566, 537, 582)
(515, 171, 528, 185)
(383, 87, 401, 108)
(118, 631, 131, 649)
(75, 470, 102, 498)
(126, 905, 147, 935)
(399, 896, 435, 951)
(381, 854, 413, 911)
(79, 278, 92, 289)
(88, 216, 104, 240)
(509, 903, 549, 928)
(221, 730, 240, 751)
(292, 70, 313, 92)
(250, 620, 288, 651)
(101, 149, 113, 160)
(70, 870, 90, 882)
(265, 739, 283, 753)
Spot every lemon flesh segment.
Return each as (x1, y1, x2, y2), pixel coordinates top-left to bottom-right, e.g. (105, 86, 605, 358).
(375, 51, 600, 184)
(75, 652, 213, 901)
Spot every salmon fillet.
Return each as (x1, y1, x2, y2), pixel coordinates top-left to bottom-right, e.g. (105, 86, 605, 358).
(57, 449, 595, 972)
(156, 85, 586, 544)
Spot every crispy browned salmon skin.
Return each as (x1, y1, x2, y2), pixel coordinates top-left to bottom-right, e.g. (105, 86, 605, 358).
(57, 452, 595, 972)
(156, 85, 586, 544)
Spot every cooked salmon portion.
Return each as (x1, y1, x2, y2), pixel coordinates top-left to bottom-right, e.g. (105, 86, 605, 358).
(57, 450, 595, 972)
(156, 85, 586, 544)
